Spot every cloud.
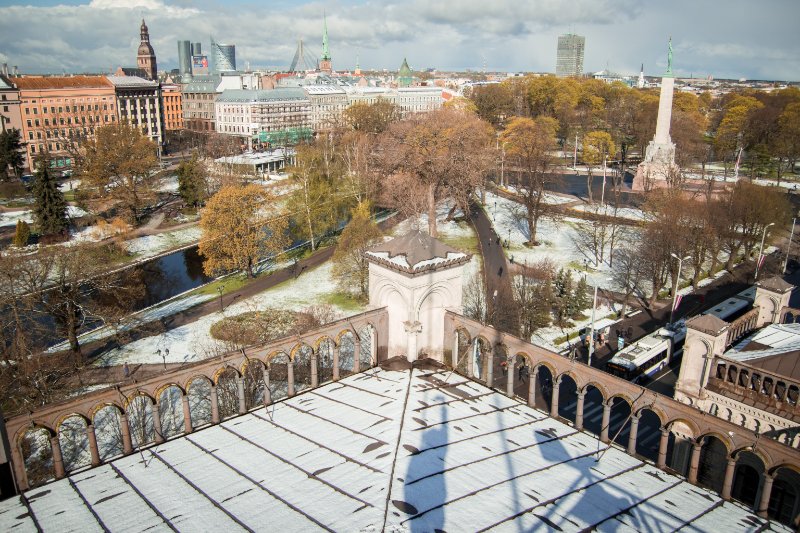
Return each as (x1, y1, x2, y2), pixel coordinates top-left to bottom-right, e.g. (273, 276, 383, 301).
(0, 0, 796, 80)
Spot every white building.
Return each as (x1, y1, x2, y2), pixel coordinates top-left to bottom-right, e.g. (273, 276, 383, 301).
(106, 75, 164, 148)
(215, 88, 311, 147)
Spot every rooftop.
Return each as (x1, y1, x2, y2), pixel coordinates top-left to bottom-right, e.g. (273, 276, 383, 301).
(106, 75, 158, 88)
(0, 367, 783, 532)
(686, 314, 729, 336)
(726, 323, 800, 380)
(366, 231, 471, 274)
(216, 88, 308, 103)
(11, 75, 113, 90)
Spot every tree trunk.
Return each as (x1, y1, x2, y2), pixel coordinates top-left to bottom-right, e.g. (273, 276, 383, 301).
(528, 213, 537, 246)
(427, 183, 438, 238)
(586, 170, 594, 203)
(247, 256, 255, 278)
(66, 303, 82, 361)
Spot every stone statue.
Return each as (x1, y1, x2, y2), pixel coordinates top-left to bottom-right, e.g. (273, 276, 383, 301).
(666, 37, 673, 76)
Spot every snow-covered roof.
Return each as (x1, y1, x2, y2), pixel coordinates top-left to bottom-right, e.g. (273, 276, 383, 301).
(365, 231, 471, 274)
(0, 367, 784, 532)
(725, 323, 800, 378)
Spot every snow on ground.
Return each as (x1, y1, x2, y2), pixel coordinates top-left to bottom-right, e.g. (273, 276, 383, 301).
(531, 303, 618, 351)
(497, 185, 577, 205)
(125, 226, 202, 259)
(49, 294, 216, 353)
(158, 174, 179, 193)
(0, 206, 86, 228)
(570, 203, 649, 222)
(58, 179, 81, 192)
(486, 191, 628, 292)
(0, 209, 33, 227)
(92, 261, 366, 367)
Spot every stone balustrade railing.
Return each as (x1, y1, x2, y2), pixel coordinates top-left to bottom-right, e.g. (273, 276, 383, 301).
(709, 357, 800, 419)
(5, 307, 388, 492)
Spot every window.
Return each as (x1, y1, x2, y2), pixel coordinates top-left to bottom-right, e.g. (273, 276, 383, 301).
(33, 108, 38, 115)
(2, 106, 6, 112)
(26, 119, 31, 127)
(25, 107, 30, 115)
(30, 145, 35, 153)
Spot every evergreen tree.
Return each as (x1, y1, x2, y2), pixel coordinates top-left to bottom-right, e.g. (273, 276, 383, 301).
(31, 155, 68, 236)
(177, 154, 207, 207)
(0, 129, 24, 180)
(573, 275, 592, 316)
(13, 220, 30, 247)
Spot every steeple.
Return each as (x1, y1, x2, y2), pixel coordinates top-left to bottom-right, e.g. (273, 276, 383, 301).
(354, 53, 362, 76)
(397, 57, 413, 87)
(319, 11, 332, 73)
(136, 18, 157, 81)
(321, 11, 331, 61)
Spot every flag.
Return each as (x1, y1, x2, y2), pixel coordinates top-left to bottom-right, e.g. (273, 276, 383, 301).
(758, 254, 766, 269)
(673, 294, 683, 311)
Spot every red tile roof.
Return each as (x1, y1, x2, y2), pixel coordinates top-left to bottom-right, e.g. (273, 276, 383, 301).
(11, 75, 114, 90)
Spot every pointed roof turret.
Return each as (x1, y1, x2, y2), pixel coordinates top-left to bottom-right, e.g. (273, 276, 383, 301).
(321, 11, 331, 61)
(398, 57, 412, 87)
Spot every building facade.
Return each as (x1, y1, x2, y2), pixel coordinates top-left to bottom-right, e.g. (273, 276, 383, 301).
(161, 83, 183, 131)
(107, 75, 164, 149)
(136, 19, 158, 81)
(0, 75, 22, 135)
(181, 75, 219, 132)
(215, 88, 311, 147)
(11, 75, 116, 169)
(556, 33, 585, 77)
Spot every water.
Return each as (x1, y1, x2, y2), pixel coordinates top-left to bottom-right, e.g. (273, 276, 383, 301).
(134, 246, 211, 309)
(544, 171, 643, 208)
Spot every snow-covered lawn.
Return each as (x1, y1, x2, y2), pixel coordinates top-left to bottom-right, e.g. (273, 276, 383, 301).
(496, 185, 577, 205)
(570, 203, 650, 222)
(92, 261, 367, 367)
(125, 226, 202, 259)
(531, 303, 618, 352)
(0, 205, 87, 228)
(486, 191, 629, 291)
(58, 179, 81, 192)
(158, 174, 179, 193)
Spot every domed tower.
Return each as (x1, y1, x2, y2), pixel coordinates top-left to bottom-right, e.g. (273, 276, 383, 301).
(137, 19, 158, 81)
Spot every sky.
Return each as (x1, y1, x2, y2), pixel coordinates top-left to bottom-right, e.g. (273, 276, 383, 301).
(0, 0, 798, 81)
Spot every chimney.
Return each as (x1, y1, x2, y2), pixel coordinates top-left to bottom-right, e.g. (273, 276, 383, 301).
(1, 64, 7, 76)
(12, 66, 18, 76)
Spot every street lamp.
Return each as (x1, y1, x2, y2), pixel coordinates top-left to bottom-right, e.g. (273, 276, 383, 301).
(163, 348, 169, 370)
(587, 277, 613, 368)
(217, 284, 225, 313)
(755, 222, 775, 281)
(669, 253, 691, 326)
(784, 218, 796, 274)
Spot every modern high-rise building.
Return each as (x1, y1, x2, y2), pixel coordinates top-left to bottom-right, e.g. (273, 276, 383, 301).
(211, 39, 236, 72)
(177, 40, 192, 76)
(191, 42, 202, 56)
(555, 33, 585, 77)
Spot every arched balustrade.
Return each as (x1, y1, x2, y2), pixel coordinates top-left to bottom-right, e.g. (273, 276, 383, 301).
(7, 309, 387, 492)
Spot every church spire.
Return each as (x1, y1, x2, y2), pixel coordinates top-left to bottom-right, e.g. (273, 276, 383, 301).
(321, 11, 331, 61)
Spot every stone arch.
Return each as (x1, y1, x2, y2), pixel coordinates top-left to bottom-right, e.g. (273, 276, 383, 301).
(156, 384, 185, 440)
(607, 393, 634, 409)
(581, 384, 606, 438)
(533, 363, 554, 412)
(17, 424, 55, 488)
(92, 403, 125, 462)
(215, 366, 242, 420)
(694, 434, 730, 493)
(452, 327, 472, 373)
(731, 449, 766, 508)
(756, 294, 780, 323)
(56, 414, 91, 473)
(665, 417, 700, 441)
(337, 330, 357, 378)
(317, 337, 336, 384)
(607, 396, 633, 447)
(556, 373, 579, 423)
(471, 335, 492, 383)
(491, 343, 509, 391)
(511, 352, 533, 401)
(634, 408, 664, 462)
(358, 323, 377, 369)
(767, 466, 800, 526)
(581, 381, 609, 401)
(267, 351, 291, 401)
(293, 343, 314, 392)
(241, 358, 267, 410)
(417, 284, 455, 360)
(186, 376, 213, 429)
(124, 392, 156, 449)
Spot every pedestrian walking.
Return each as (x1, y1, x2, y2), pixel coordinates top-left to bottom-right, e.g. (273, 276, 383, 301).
(123, 362, 130, 378)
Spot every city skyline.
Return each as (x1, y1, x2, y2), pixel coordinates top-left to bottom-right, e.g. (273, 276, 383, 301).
(0, 0, 798, 80)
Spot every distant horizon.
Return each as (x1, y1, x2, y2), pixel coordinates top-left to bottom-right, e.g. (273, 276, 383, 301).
(0, 0, 798, 82)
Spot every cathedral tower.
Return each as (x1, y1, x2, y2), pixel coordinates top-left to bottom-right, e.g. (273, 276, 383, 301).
(137, 19, 158, 81)
(319, 13, 332, 73)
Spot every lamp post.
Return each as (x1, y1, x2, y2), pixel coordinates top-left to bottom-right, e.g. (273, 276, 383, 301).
(587, 277, 613, 368)
(784, 218, 796, 274)
(669, 254, 690, 326)
(163, 348, 169, 370)
(755, 222, 775, 281)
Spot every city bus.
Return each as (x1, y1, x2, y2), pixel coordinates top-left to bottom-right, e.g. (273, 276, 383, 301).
(606, 322, 686, 383)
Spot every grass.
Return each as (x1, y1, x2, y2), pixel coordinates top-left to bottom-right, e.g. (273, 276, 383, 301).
(323, 291, 364, 312)
(439, 232, 479, 254)
(62, 190, 76, 202)
(190, 273, 251, 298)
